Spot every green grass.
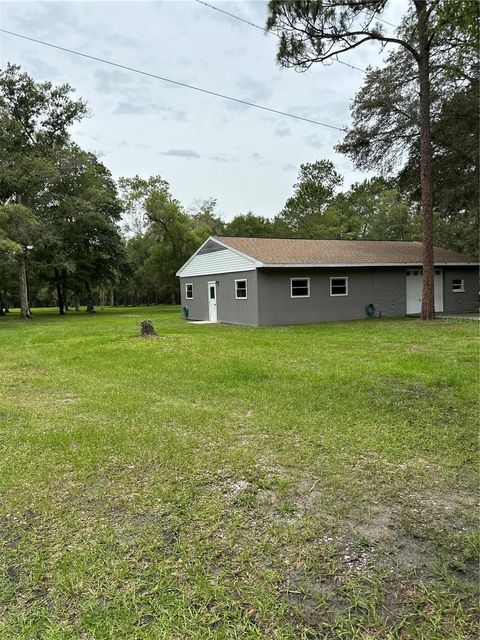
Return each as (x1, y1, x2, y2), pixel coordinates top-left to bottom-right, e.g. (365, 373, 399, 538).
(0, 306, 478, 639)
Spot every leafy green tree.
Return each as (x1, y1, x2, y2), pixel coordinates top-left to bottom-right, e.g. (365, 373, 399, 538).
(0, 63, 87, 205)
(0, 64, 87, 313)
(189, 198, 225, 239)
(336, 48, 418, 175)
(274, 160, 343, 238)
(120, 176, 199, 303)
(117, 234, 162, 306)
(266, 0, 476, 318)
(336, 7, 478, 172)
(328, 178, 418, 241)
(118, 175, 170, 237)
(146, 191, 199, 302)
(34, 145, 125, 313)
(337, 42, 478, 257)
(397, 79, 478, 257)
(225, 212, 278, 238)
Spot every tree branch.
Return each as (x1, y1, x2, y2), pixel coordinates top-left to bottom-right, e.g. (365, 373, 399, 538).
(274, 23, 419, 61)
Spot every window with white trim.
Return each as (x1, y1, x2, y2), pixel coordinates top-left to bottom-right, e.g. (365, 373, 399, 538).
(452, 279, 464, 292)
(330, 277, 348, 296)
(291, 278, 310, 298)
(235, 279, 247, 299)
(185, 283, 193, 299)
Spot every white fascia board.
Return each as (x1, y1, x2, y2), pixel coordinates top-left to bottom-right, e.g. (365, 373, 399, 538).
(262, 262, 479, 268)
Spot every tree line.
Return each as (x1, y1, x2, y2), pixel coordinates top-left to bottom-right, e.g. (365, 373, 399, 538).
(0, 3, 477, 316)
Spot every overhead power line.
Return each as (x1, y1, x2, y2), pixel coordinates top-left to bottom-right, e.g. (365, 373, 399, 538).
(194, 0, 367, 74)
(370, 12, 398, 29)
(0, 28, 347, 132)
(195, 0, 267, 34)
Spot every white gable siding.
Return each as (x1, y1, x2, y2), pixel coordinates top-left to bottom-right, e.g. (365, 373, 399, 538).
(179, 247, 257, 277)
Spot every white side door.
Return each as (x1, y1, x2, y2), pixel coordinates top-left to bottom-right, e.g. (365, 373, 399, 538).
(208, 281, 218, 322)
(406, 269, 443, 314)
(406, 269, 422, 314)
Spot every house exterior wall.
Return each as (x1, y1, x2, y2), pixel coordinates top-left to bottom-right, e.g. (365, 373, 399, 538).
(180, 275, 209, 321)
(180, 270, 259, 326)
(179, 266, 478, 327)
(256, 267, 406, 326)
(371, 269, 407, 316)
(443, 267, 479, 313)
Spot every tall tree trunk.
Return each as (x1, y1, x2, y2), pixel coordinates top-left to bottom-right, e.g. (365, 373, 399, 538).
(62, 270, 68, 312)
(18, 251, 30, 319)
(85, 283, 95, 313)
(16, 195, 31, 319)
(416, 0, 435, 320)
(54, 268, 66, 315)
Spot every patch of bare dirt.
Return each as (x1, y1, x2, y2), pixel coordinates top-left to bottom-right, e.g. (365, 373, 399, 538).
(222, 472, 479, 631)
(355, 510, 394, 541)
(407, 487, 478, 512)
(221, 479, 251, 499)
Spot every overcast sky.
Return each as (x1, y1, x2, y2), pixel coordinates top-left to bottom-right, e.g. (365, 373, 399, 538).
(1, 0, 408, 220)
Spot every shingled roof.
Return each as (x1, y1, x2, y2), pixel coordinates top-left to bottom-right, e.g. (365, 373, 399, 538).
(213, 237, 477, 266)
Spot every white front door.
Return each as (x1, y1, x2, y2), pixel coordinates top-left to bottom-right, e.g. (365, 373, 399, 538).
(406, 269, 443, 314)
(208, 281, 218, 322)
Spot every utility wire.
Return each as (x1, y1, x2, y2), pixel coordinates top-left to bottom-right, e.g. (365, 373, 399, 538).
(0, 28, 347, 132)
(194, 0, 367, 74)
(370, 12, 398, 29)
(195, 0, 268, 35)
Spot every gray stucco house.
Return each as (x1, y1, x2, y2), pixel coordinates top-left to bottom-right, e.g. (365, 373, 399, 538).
(176, 236, 478, 326)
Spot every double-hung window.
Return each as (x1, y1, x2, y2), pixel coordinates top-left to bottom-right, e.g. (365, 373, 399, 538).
(235, 279, 247, 299)
(452, 279, 464, 292)
(185, 283, 194, 299)
(291, 278, 310, 298)
(330, 277, 348, 296)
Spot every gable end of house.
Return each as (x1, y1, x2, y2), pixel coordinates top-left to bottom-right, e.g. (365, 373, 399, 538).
(176, 237, 261, 278)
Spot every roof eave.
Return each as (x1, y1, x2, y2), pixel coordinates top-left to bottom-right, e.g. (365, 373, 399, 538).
(260, 262, 479, 268)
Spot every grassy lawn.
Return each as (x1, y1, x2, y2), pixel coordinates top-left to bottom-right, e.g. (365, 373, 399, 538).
(0, 306, 478, 639)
